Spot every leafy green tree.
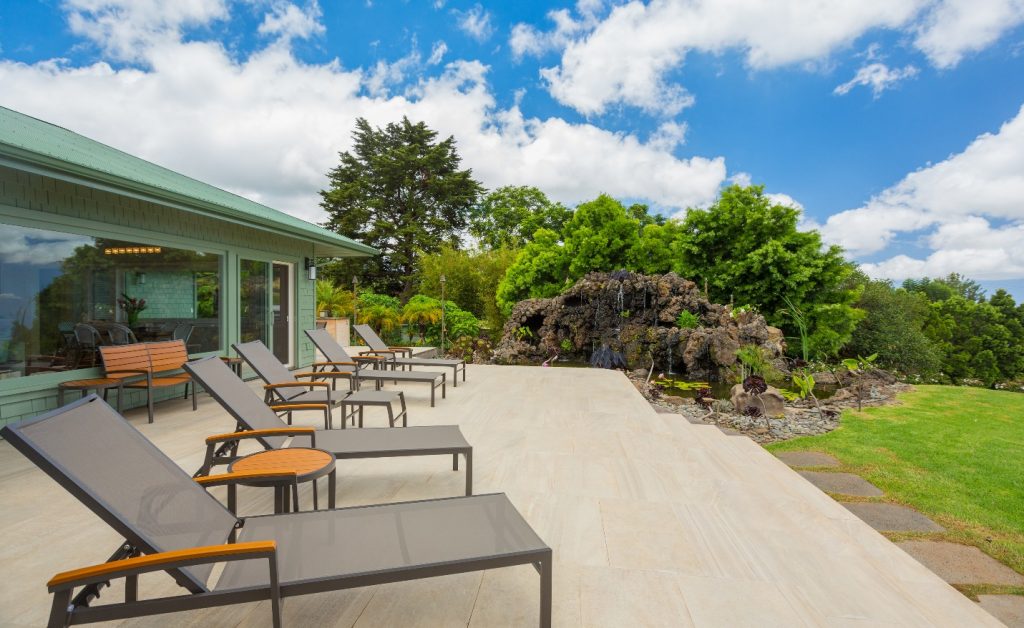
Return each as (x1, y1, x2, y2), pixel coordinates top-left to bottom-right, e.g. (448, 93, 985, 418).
(468, 186, 571, 250)
(673, 185, 862, 357)
(320, 117, 483, 296)
(923, 296, 1024, 385)
(417, 245, 518, 335)
(903, 273, 986, 303)
(563, 194, 642, 277)
(844, 277, 941, 375)
(496, 228, 571, 315)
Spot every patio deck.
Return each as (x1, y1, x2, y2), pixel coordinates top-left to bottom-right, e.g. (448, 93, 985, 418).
(0, 364, 1003, 626)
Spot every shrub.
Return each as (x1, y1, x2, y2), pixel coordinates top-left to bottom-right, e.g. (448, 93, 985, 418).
(676, 311, 700, 329)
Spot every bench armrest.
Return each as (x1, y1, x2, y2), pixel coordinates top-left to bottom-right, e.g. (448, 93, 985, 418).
(47, 541, 277, 592)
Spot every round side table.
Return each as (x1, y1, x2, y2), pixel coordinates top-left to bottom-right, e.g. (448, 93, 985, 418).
(228, 448, 336, 514)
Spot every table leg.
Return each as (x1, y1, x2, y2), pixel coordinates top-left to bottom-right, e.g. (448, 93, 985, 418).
(312, 479, 318, 511)
(328, 469, 336, 509)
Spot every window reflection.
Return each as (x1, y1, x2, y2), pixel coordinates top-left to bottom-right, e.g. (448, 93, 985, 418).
(0, 223, 221, 378)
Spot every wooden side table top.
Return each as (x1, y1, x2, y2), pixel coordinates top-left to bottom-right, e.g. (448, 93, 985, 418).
(228, 447, 335, 485)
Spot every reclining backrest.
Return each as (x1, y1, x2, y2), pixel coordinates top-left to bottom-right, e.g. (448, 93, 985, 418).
(183, 356, 291, 449)
(146, 340, 189, 374)
(304, 328, 354, 366)
(0, 396, 237, 592)
(353, 324, 387, 351)
(232, 341, 300, 400)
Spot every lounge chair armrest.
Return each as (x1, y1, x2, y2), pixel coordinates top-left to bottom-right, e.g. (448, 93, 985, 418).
(47, 541, 277, 592)
(292, 371, 336, 379)
(353, 355, 386, 361)
(359, 350, 396, 356)
(205, 427, 315, 444)
(263, 381, 330, 390)
(195, 470, 297, 488)
(313, 361, 358, 367)
(389, 346, 415, 351)
(269, 403, 330, 413)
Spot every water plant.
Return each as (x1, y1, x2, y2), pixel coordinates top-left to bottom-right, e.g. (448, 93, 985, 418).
(514, 326, 534, 341)
(560, 338, 573, 352)
(780, 295, 810, 363)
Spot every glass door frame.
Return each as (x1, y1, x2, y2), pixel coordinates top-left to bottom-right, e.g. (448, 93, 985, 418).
(271, 260, 295, 367)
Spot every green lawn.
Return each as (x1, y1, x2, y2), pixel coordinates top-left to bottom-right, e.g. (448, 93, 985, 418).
(767, 385, 1024, 579)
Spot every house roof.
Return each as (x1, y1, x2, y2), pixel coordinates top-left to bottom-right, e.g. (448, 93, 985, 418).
(0, 106, 376, 258)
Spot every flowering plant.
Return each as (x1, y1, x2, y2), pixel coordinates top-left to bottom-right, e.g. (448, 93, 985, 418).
(117, 293, 147, 325)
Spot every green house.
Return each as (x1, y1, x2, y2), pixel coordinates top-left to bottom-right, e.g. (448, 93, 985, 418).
(0, 106, 375, 425)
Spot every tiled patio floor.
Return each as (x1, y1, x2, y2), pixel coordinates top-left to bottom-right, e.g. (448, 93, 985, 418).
(0, 364, 1003, 626)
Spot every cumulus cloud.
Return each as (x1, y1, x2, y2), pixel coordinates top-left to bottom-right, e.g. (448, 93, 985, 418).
(455, 5, 493, 42)
(915, 0, 1024, 68)
(257, 1, 326, 43)
(64, 0, 229, 62)
(534, 0, 1023, 116)
(0, 11, 726, 224)
(823, 104, 1024, 280)
(834, 62, 919, 97)
(509, 2, 601, 60)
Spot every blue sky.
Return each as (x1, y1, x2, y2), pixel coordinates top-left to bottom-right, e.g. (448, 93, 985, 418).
(2, 1, 1023, 298)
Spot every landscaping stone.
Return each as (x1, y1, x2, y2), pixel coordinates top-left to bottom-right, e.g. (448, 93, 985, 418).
(798, 471, 883, 497)
(729, 383, 786, 418)
(776, 451, 839, 468)
(897, 541, 1024, 586)
(841, 502, 944, 532)
(978, 595, 1024, 627)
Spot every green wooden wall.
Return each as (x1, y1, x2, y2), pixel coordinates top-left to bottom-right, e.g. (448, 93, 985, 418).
(0, 165, 320, 426)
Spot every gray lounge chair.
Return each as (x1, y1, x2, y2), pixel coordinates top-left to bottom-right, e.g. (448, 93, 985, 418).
(354, 324, 467, 385)
(232, 340, 407, 424)
(184, 356, 472, 495)
(1, 396, 551, 627)
(301, 331, 448, 406)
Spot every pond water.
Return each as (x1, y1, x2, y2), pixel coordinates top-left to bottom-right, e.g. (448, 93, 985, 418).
(549, 361, 837, 401)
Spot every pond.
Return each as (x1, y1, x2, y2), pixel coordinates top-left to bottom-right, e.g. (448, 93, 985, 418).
(547, 361, 837, 401)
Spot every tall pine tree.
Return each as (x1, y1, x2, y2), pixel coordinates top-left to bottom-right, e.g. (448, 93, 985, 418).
(320, 117, 483, 296)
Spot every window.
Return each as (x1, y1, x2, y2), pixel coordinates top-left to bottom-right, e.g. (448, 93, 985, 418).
(0, 223, 222, 379)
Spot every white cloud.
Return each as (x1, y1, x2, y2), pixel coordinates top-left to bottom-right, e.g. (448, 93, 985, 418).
(509, 3, 600, 60)
(0, 14, 727, 224)
(766, 193, 804, 212)
(64, 0, 229, 62)
(915, 0, 1024, 68)
(427, 41, 447, 65)
(535, 0, 1024, 116)
(824, 104, 1024, 280)
(365, 48, 421, 97)
(540, 0, 924, 115)
(647, 120, 687, 151)
(257, 1, 326, 43)
(455, 5, 493, 42)
(834, 62, 919, 97)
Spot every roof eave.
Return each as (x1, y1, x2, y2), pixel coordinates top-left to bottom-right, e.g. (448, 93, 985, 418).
(0, 146, 378, 258)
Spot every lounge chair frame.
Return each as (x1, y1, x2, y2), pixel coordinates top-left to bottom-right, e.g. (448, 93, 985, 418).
(353, 324, 467, 385)
(3, 396, 551, 627)
(184, 356, 472, 495)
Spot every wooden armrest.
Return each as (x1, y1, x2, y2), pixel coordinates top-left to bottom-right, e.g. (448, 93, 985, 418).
(359, 350, 396, 356)
(205, 427, 314, 444)
(389, 346, 414, 351)
(292, 371, 334, 379)
(354, 354, 386, 361)
(264, 381, 330, 390)
(269, 403, 330, 412)
(48, 541, 276, 591)
(195, 470, 297, 487)
(313, 361, 358, 367)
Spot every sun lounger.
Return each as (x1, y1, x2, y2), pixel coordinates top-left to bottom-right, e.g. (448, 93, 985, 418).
(1, 396, 551, 627)
(353, 324, 466, 385)
(184, 356, 472, 495)
(231, 340, 410, 423)
(299, 332, 448, 406)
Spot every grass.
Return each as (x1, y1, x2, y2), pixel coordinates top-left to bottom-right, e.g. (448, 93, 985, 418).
(767, 384, 1024, 583)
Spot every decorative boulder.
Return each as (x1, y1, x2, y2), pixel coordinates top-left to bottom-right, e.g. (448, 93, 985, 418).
(729, 384, 786, 418)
